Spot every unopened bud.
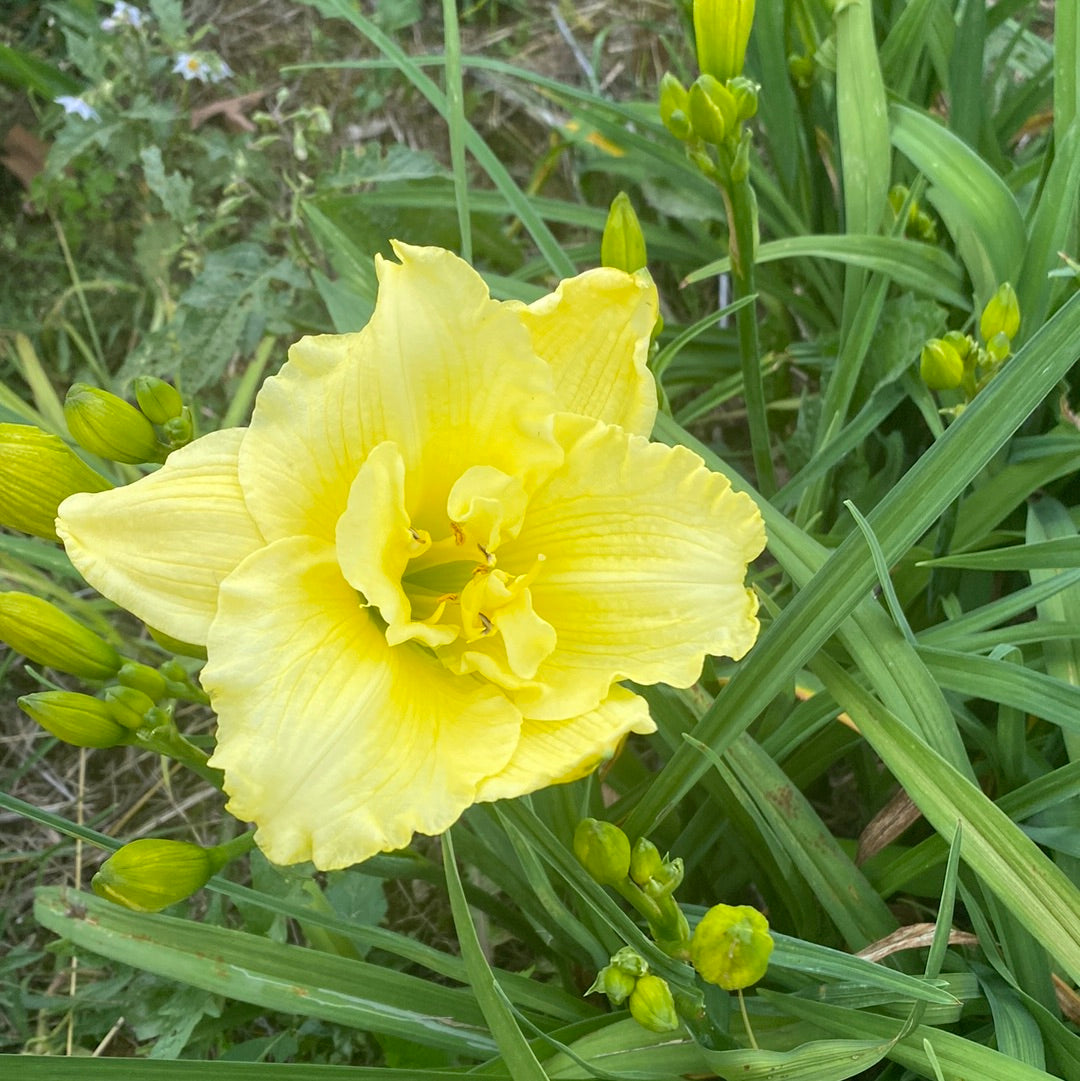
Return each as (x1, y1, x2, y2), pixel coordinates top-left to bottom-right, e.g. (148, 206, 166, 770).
(985, 331, 1011, 364)
(64, 383, 165, 464)
(0, 592, 121, 679)
(586, 963, 637, 1005)
(728, 76, 759, 121)
(162, 409, 193, 449)
(103, 684, 157, 730)
(658, 73, 692, 141)
(690, 903, 773, 990)
(694, 0, 756, 84)
(630, 837, 663, 886)
(609, 946, 649, 977)
(19, 690, 131, 748)
(628, 974, 680, 1033)
(573, 817, 631, 885)
(133, 377, 184, 425)
(116, 661, 168, 702)
(979, 282, 1020, 344)
(0, 423, 111, 540)
(644, 855, 684, 899)
(920, 338, 964, 391)
(601, 192, 648, 274)
(92, 838, 224, 912)
(688, 75, 737, 145)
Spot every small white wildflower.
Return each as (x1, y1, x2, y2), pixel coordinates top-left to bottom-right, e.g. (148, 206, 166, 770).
(55, 96, 102, 122)
(173, 53, 211, 82)
(209, 58, 233, 84)
(101, 1, 144, 30)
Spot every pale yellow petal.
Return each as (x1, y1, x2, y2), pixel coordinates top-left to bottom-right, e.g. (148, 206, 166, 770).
(516, 267, 659, 437)
(239, 242, 562, 545)
(499, 414, 766, 720)
(56, 429, 263, 646)
(204, 535, 521, 870)
(476, 684, 655, 803)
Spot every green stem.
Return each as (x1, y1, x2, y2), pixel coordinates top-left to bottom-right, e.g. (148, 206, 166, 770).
(141, 725, 223, 789)
(723, 172, 775, 496)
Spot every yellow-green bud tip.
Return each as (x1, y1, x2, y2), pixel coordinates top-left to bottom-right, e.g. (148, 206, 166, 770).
(134, 376, 185, 425)
(601, 192, 648, 274)
(92, 838, 220, 912)
(0, 592, 121, 680)
(693, 0, 756, 84)
(629, 836, 663, 886)
(64, 383, 165, 464)
(586, 963, 637, 1005)
(920, 338, 964, 391)
(573, 817, 631, 885)
(690, 903, 773, 990)
(628, 974, 680, 1033)
(688, 74, 737, 146)
(979, 282, 1020, 344)
(0, 423, 111, 540)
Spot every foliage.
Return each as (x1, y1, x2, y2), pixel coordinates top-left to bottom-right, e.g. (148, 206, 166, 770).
(2, 0, 1080, 1078)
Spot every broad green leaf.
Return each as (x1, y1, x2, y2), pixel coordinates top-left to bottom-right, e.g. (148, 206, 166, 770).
(34, 887, 497, 1058)
(683, 235, 968, 306)
(891, 103, 1025, 301)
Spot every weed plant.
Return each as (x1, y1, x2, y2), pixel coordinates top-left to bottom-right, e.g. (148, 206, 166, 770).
(2, 0, 1080, 1078)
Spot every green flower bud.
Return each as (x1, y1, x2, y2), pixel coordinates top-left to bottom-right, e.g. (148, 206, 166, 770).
(18, 691, 131, 748)
(690, 903, 774, 990)
(116, 661, 168, 702)
(979, 282, 1020, 344)
(688, 75, 737, 145)
(162, 409, 193, 449)
(103, 684, 157, 730)
(609, 945, 649, 978)
(628, 974, 680, 1033)
(0, 423, 111, 541)
(942, 330, 972, 360)
(148, 626, 208, 661)
(601, 192, 648, 274)
(985, 330, 1011, 365)
(788, 53, 814, 88)
(64, 383, 165, 464)
(920, 338, 964, 391)
(133, 377, 184, 425)
(694, 0, 756, 84)
(92, 838, 224, 912)
(630, 837, 663, 886)
(644, 855, 685, 899)
(659, 73, 692, 141)
(728, 76, 759, 121)
(0, 592, 121, 679)
(573, 817, 631, 885)
(586, 963, 637, 1005)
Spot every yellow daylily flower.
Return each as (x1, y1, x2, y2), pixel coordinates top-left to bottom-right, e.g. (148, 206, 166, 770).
(57, 243, 765, 870)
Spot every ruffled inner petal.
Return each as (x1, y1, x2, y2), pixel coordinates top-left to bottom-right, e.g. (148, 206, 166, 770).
(56, 428, 263, 646)
(497, 413, 766, 720)
(476, 683, 655, 803)
(239, 242, 563, 546)
(204, 535, 521, 870)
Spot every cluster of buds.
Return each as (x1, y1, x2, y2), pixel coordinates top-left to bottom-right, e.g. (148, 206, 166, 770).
(63, 377, 192, 466)
(588, 947, 682, 1033)
(888, 184, 937, 243)
(659, 0, 758, 182)
(920, 282, 1020, 408)
(573, 817, 774, 1034)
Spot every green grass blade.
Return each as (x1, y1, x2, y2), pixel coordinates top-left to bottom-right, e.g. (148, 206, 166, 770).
(34, 887, 497, 1058)
(813, 654, 1080, 988)
(701, 1038, 892, 1080)
(296, 0, 574, 278)
(440, 0, 471, 263)
(0, 1060, 469, 1080)
(627, 293, 1080, 838)
(919, 537, 1080, 571)
(891, 103, 1026, 302)
(443, 830, 549, 1080)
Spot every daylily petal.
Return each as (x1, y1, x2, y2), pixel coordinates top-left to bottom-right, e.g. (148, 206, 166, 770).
(476, 684, 655, 803)
(204, 535, 522, 869)
(516, 267, 659, 437)
(498, 413, 765, 719)
(239, 242, 562, 545)
(56, 429, 262, 645)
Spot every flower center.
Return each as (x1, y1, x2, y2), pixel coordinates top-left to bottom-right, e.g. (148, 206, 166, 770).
(336, 443, 556, 682)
